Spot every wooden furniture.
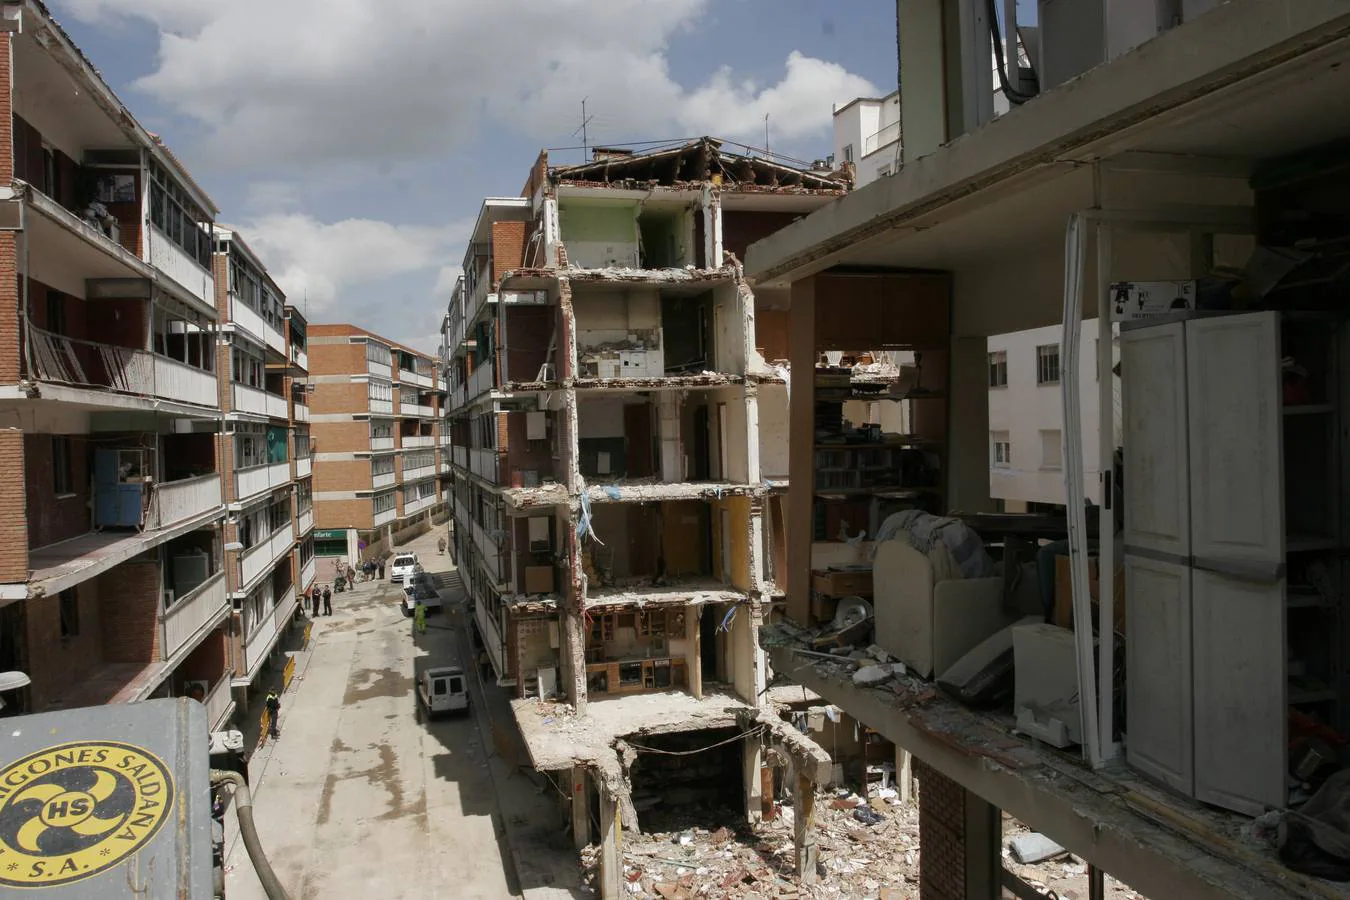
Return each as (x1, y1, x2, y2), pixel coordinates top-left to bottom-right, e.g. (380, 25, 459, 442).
(1121, 310, 1344, 815)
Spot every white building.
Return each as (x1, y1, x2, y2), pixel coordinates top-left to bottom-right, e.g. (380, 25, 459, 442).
(986, 325, 1118, 509)
(832, 91, 900, 189)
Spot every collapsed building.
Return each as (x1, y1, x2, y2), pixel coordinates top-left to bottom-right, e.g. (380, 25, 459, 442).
(440, 139, 849, 895)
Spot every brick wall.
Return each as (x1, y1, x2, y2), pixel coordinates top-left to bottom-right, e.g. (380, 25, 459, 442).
(721, 210, 801, 263)
(315, 497, 374, 531)
(505, 411, 552, 485)
(0, 34, 11, 186)
(310, 379, 368, 415)
(0, 232, 18, 385)
(0, 430, 27, 582)
(25, 581, 105, 711)
(307, 341, 364, 376)
(25, 432, 90, 549)
(213, 253, 229, 318)
(176, 626, 228, 686)
(314, 457, 370, 493)
(311, 419, 370, 454)
(491, 221, 526, 284)
(97, 560, 161, 664)
(915, 759, 966, 900)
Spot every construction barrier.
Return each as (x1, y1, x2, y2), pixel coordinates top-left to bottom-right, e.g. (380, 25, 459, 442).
(282, 655, 296, 691)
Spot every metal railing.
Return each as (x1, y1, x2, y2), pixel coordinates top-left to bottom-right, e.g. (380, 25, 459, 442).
(402, 435, 435, 449)
(370, 436, 396, 451)
(27, 326, 219, 409)
(162, 572, 227, 661)
(203, 671, 234, 729)
(470, 447, 500, 482)
(863, 120, 901, 156)
(148, 474, 222, 530)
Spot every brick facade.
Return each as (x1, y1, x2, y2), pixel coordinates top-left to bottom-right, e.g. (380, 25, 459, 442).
(0, 430, 27, 582)
(24, 581, 105, 710)
(97, 560, 161, 664)
(915, 760, 967, 900)
(491, 220, 527, 283)
(24, 432, 91, 550)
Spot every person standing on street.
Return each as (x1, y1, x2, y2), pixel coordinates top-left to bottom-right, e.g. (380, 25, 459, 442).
(310, 588, 320, 617)
(323, 585, 333, 616)
(438, 536, 446, 555)
(377, 556, 386, 580)
(265, 690, 281, 740)
(414, 598, 427, 635)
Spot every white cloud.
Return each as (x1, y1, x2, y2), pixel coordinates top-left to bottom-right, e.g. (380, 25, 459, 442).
(56, 0, 877, 167)
(239, 213, 466, 313)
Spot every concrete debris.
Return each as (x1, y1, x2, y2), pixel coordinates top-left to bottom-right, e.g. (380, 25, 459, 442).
(1008, 832, 1069, 864)
(852, 665, 896, 687)
(580, 787, 1144, 899)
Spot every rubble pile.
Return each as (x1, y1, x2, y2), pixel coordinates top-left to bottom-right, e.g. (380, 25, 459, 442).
(581, 787, 1146, 899)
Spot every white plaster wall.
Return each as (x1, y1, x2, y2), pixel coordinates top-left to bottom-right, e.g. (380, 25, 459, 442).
(757, 384, 789, 479)
(713, 386, 749, 483)
(713, 282, 745, 373)
(988, 324, 1112, 506)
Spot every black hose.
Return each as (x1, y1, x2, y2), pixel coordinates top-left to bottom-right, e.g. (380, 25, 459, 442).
(986, 0, 1038, 106)
(211, 769, 291, 900)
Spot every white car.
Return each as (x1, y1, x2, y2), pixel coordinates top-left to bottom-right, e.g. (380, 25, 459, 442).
(390, 553, 420, 584)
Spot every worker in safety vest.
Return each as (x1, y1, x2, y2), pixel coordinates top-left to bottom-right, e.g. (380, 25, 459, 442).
(414, 599, 427, 635)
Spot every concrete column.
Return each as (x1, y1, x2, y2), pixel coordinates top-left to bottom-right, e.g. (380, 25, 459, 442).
(598, 790, 622, 900)
(896, 746, 915, 805)
(658, 393, 681, 481)
(792, 771, 817, 884)
(786, 275, 816, 623)
(743, 738, 763, 824)
(570, 766, 591, 850)
(560, 607, 588, 713)
(686, 604, 703, 700)
(947, 337, 996, 514)
(964, 791, 1002, 900)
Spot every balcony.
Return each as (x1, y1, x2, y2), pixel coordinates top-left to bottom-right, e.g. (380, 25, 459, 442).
(440, 432, 454, 447)
(863, 120, 901, 157)
(291, 346, 309, 372)
(370, 397, 394, 415)
(146, 474, 223, 530)
(202, 671, 234, 730)
(400, 367, 432, 388)
(293, 399, 310, 423)
(468, 361, 496, 401)
(402, 435, 435, 449)
(367, 357, 393, 379)
(300, 555, 316, 591)
(230, 295, 286, 357)
(235, 460, 291, 502)
(27, 327, 219, 412)
(293, 456, 312, 480)
(148, 224, 212, 306)
(400, 402, 435, 418)
(237, 521, 295, 589)
(373, 471, 397, 489)
(370, 436, 396, 452)
(296, 507, 314, 536)
(266, 392, 288, 420)
(440, 457, 452, 473)
(403, 493, 436, 516)
(374, 505, 397, 527)
(240, 585, 297, 681)
(403, 462, 436, 482)
(450, 381, 468, 411)
(161, 571, 228, 662)
(452, 446, 468, 469)
(470, 447, 500, 483)
(232, 383, 288, 420)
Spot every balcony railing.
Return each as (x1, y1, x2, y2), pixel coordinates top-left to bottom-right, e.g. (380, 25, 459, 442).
(863, 120, 901, 156)
(300, 555, 316, 591)
(297, 507, 314, 536)
(367, 358, 393, 378)
(452, 446, 468, 469)
(293, 400, 310, 423)
(162, 571, 228, 661)
(403, 463, 435, 482)
(28, 326, 219, 410)
(373, 471, 397, 489)
(468, 361, 496, 400)
(147, 474, 222, 529)
(400, 367, 433, 388)
(202, 671, 234, 730)
(439, 432, 454, 446)
(374, 505, 397, 527)
(402, 435, 435, 449)
(370, 398, 394, 415)
(274, 585, 298, 631)
(370, 436, 396, 452)
(400, 402, 435, 418)
(238, 521, 295, 588)
(266, 392, 288, 420)
(470, 447, 500, 482)
(241, 585, 296, 676)
(235, 460, 291, 502)
(230, 296, 286, 356)
(149, 225, 213, 305)
(294, 456, 312, 480)
(403, 494, 436, 516)
(291, 347, 309, 372)
(450, 382, 468, 411)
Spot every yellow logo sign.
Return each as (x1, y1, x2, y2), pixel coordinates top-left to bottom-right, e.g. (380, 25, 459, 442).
(0, 741, 175, 888)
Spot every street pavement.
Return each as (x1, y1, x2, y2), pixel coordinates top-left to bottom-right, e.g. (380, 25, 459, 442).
(222, 529, 521, 900)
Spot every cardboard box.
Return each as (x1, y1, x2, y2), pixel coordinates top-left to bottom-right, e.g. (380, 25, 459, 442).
(1054, 555, 1126, 635)
(811, 569, 873, 598)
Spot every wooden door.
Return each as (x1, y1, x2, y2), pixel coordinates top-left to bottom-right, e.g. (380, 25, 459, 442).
(625, 402, 655, 478)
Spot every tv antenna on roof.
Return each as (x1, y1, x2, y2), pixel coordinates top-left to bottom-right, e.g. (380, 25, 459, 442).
(574, 98, 595, 161)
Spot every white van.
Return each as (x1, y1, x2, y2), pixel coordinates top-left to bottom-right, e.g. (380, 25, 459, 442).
(390, 553, 420, 584)
(417, 666, 469, 719)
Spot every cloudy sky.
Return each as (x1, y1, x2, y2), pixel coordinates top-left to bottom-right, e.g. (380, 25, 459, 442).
(53, 1, 898, 353)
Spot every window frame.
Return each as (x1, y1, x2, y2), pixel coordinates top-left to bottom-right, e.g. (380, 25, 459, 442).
(991, 432, 1011, 469)
(1035, 344, 1061, 386)
(987, 350, 1008, 388)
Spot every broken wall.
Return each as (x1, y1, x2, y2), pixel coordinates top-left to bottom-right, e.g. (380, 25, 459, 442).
(573, 287, 664, 379)
(713, 281, 745, 374)
(637, 203, 696, 268)
(730, 601, 758, 703)
(710, 496, 752, 591)
(515, 615, 560, 690)
(577, 396, 637, 479)
(661, 500, 709, 578)
(504, 409, 557, 486)
(558, 201, 639, 268)
(754, 306, 790, 364)
(503, 305, 554, 383)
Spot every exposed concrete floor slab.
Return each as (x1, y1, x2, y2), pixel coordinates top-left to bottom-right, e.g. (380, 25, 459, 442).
(512, 687, 751, 771)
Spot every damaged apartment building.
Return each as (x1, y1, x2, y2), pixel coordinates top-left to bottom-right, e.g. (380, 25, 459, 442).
(440, 139, 848, 894)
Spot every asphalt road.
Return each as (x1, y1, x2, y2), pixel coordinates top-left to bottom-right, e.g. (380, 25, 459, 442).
(223, 534, 517, 900)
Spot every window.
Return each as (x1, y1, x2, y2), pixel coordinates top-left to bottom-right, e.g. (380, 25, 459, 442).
(365, 340, 392, 368)
(373, 491, 398, 514)
(58, 588, 79, 638)
(295, 480, 312, 513)
(369, 381, 392, 404)
(52, 437, 73, 495)
(148, 161, 212, 269)
(234, 424, 266, 469)
(842, 144, 854, 163)
(988, 351, 1007, 388)
(1035, 344, 1061, 385)
(231, 344, 264, 387)
(372, 456, 396, 478)
(991, 432, 1011, 468)
(371, 422, 393, 441)
(1040, 430, 1062, 470)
